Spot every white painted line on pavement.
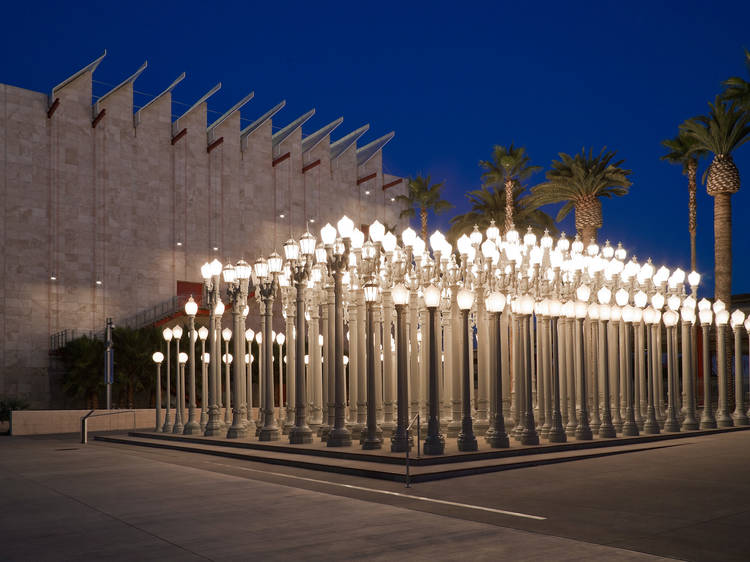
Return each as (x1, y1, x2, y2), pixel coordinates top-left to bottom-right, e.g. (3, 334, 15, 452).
(213, 462, 547, 521)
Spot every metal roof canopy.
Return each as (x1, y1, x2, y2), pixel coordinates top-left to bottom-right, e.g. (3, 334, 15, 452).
(171, 82, 221, 136)
(240, 100, 286, 149)
(272, 109, 315, 152)
(302, 117, 343, 154)
(50, 50, 107, 106)
(93, 61, 148, 117)
(207, 91, 255, 142)
(330, 124, 370, 161)
(134, 72, 185, 128)
(357, 132, 395, 167)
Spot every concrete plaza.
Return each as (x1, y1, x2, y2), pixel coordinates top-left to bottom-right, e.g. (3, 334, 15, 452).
(2, 430, 750, 560)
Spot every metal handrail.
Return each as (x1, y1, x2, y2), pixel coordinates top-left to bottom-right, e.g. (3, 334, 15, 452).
(80, 409, 137, 444)
(405, 413, 421, 488)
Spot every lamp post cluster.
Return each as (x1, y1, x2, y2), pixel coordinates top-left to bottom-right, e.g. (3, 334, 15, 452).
(152, 215, 750, 453)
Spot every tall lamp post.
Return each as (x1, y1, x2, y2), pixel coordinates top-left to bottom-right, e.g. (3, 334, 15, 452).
(277, 332, 286, 427)
(198, 326, 209, 431)
(519, 294, 539, 445)
(362, 280, 383, 450)
(732, 310, 750, 426)
(547, 298, 567, 443)
(255, 253, 283, 441)
(457, 288, 478, 451)
(621, 305, 640, 436)
(152, 352, 164, 432)
(221, 327, 232, 427)
(172, 324, 184, 434)
(423, 284, 445, 455)
(596, 287, 617, 438)
(715, 304, 732, 427)
(287, 232, 317, 444)
(245, 328, 256, 431)
(663, 310, 681, 432)
(224, 260, 252, 439)
(698, 301, 716, 429)
(178, 351, 188, 423)
(680, 306, 699, 431)
(184, 296, 201, 434)
(391, 283, 412, 452)
(485, 291, 509, 447)
(201, 259, 224, 436)
(161, 327, 173, 433)
(642, 306, 661, 434)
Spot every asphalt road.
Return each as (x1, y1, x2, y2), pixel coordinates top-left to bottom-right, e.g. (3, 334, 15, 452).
(2, 430, 749, 560)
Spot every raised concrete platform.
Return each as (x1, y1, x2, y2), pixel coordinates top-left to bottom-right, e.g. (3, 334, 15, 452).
(96, 425, 750, 483)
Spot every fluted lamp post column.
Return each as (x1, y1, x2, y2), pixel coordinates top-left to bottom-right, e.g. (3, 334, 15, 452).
(224, 260, 252, 439)
(642, 306, 661, 434)
(201, 259, 224, 436)
(663, 309, 681, 432)
(178, 352, 188, 426)
(221, 327, 232, 427)
(621, 305, 640, 436)
(680, 306, 699, 430)
(737, 311, 750, 425)
(183, 296, 201, 434)
(547, 299, 567, 443)
(172, 325, 184, 434)
(362, 280, 383, 450)
(287, 232, 317, 444)
(255, 253, 284, 441)
(391, 283, 412, 452)
(485, 291, 510, 447)
(161, 327, 172, 433)
(596, 288, 617, 438)
(423, 284, 445, 455)
(153, 352, 164, 432)
(573, 294, 592, 441)
(457, 288, 478, 451)
(714, 303, 732, 427)
(698, 301, 716, 429)
(198, 326, 209, 431)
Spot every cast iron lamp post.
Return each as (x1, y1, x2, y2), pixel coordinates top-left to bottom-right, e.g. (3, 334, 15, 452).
(152, 352, 164, 432)
(714, 305, 733, 427)
(573, 295, 592, 441)
(679, 306, 699, 430)
(287, 232, 317, 444)
(731, 310, 749, 425)
(390, 283, 412, 452)
(423, 283, 445, 455)
(485, 290, 509, 448)
(198, 326, 209, 431)
(457, 287, 478, 451)
(201, 258, 224, 436)
(362, 279, 383, 449)
(698, 301, 716, 429)
(255, 253, 284, 441)
(224, 260, 252, 438)
(596, 287, 617, 437)
(161, 327, 172, 432)
(547, 298, 567, 442)
(642, 306, 661, 434)
(245, 328, 256, 431)
(221, 327, 232, 427)
(183, 296, 201, 434)
(663, 309, 681, 432)
(178, 351, 188, 424)
(172, 324, 184, 433)
(621, 305, 640, 436)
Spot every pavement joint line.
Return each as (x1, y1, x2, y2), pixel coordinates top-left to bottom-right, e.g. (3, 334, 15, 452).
(212, 462, 547, 521)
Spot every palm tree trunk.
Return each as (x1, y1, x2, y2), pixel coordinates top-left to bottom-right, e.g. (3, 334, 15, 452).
(420, 207, 428, 243)
(713, 192, 732, 308)
(504, 179, 514, 233)
(580, 225, 598, 245)
(688, 159, 698, 272)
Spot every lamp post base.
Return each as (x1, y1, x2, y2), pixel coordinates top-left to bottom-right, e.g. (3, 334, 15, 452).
(446, 418, 461, 438)
(732, 411, 749, 426)
(288, 426, 313, 444)
(390, 429, 413, 453)
(681, 417, 699, 431)
(485, 428, 510, 448)
(183, 420, 202, 435)
(362, 437, 383, 450)
(621, 420, 639, 436)
(326, 427, 352, 447)
(259, 426, 281, 441)
(716, 413, 734, 428)
(457, 433, 478, 451)
(226, 425, 248, 439)
(423, 434, 445, 455)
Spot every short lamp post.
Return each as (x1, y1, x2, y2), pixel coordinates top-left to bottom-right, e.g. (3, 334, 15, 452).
(245, 328, 256, 431)
(547, 298, 567, 443)
(730, 310, 748, 426)
(597, 288, 616, 438)
(152, 352, 164, 432)
(178, 351, 188, 424)
(698, 302, 716, 429)
(362, 280, 383, 450)
(680, 306, 699, 431)
(423, 284, 445, 455)
(457, 288, 478, 451)
(277, 332, 286, 427)
(184, 296, 201, 434)
(663, 310, 681, 432)
(201, 258, 224, 436)
(161, 327, 173, 433)
(621, 305, 640, 436)
(485, 291, 510, 448)
(715, 305, 733, 428)
(222, 327, 232, 427)
(198, 326, 209, 431)
(519, 294, 540, 445)
(172, 324, 184, 434)
(573, 296, 592, 441)
(390, 283, 412, 452)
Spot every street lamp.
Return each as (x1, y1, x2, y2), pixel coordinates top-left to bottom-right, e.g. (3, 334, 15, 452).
(161, 327, 173, 433)
(390, 283, 412, 452)
(485, 290, 510, 447)
(287, 233, 316, 445)
(198, 326, 209, 431)
(698, 301, 716, 429)
(574, 298, 592, 440)
(662, 309, 680, 432)
(245, 328, 256, 432)
(222, 327, 232, 427)
(183, 296, 201, 434)
(597, 287, 616, 438)
(621, 305, 640, 436)
(422, 284, 445, 455)
(457, 287, 478, 451)
(152, 351, 164, 432)
(172, 324, 184, 434)
(201, 259, 224, 436)
(362, 280, 382, 449)
(679, 305, 699, 430)
(731, 310, 749, 426)
(178, 351, 188, 427)
(715, 306, 733, 427)
(277, 332, 286, 429)
(225, 259, 251, 439)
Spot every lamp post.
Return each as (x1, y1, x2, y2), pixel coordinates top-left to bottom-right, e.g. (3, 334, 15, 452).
(152, 352, 164, 432)
(662, 310, 681, 432)
(680, 306, 699, 431)
(456, 288, 478, 451)
(198, 326, 209, 431)
(172, 324, 184, 434)
(287, 232, 316, 444)
(221, 327, 232, 427)
(715, 304, 733, 427)
(547, 299, 567, 443)
(698, 302, 716, 429)
(277, 332, 286, 428)
(256, 253, 283, 441)
(390, 283, 412, 452)
(201, 258, 224, 436)
(245, 328, 255, 432)
(183, 296, 201, 434)
(214, 299, 225, 429)
(621, 305, 640, 436)
(730, 310, 748, 425)
(224, 260, 252, 439)
(597, 288, 617, 438)
(573, 297, 592, 441)
(518, 294, 539, 445)
(485, 290, 510, 447)
(161, 327, 173, 433)
(324, 217, 354, 447)
(178, 352, 188, 421)
(423, 284, 445, 455)
(362, 280, 383, 449)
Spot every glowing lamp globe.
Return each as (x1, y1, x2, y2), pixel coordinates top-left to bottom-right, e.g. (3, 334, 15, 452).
(245, 328, 255, 342)
(364, 281, 380, 303)
(222, 328, 232, 341)
(716, 309, 729, 326)
(162, 327, 173, 342)
(320, 223, 337, 246)
(152, 352, 164, 363)
(667, 294, 681, 312)
(485, 292, 506, 313)
(424, 284, 441, 308)
(663, 310, 679, 328)
(255, 332, 262, 344)
(172, 325, 183, 339)
(299, 232, 317, 256)
(254, 257, 269, 280)
(202, 353, 210, 363)
(576, 284, 591, 302)
(457, 288, 474, 311)
(210, 258, 223, 277)
(621, 305, 634, 323)
(731, 309, 746, 329)
(519, 294, 535, 316)
(198, 326, 209, 341)
(615, 288, 629, 307)
(382, 231, 397, 253)
(178, 352, 188, 364)
(698, 298, 712, 312)
(651, 293, 665, 311)
(688, 271, 701, 287)
(631, 306, 643, 323)
(457, 234, 472, 256)
(277, 333, 286, 345)
(681, 307, 696, 324)
(713, 299, 726, 314)
(214, 299, 225, 316)
(574, 301, 588, 319)
(599, 303, 611, 321)
(486, 221, 499, 241)
(401, 227, 417, 248)
(184, 296, 198, 317)
(222, 353, 233, 364)
(610, 305, 622, 322)
(369, 220, 385, 243)
(548, 299, 562, 317)
(699, 308, 713, 326)
(634, 290, 647, 308)
(392, 284, 409, 306)
(337, 215, 354, 239)
(222, 263, 236, 284)
(588, 303, 600, 320)
(201, 262, 212, 280)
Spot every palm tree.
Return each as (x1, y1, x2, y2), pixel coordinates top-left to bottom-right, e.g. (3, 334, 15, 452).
(480, 144, 541, 233)
(661, 130, 707, 271)
(722, 48, 750, 110)
(61, 336, 105, 408)
(449, 184, 557, 241)
(396, 174, 453, 242)
(681, 97, 750, 307)
(529, 148, 632, 243)
(113, 326, 161, 408)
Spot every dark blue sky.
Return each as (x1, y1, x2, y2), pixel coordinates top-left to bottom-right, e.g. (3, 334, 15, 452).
(2, 1, 749, 296)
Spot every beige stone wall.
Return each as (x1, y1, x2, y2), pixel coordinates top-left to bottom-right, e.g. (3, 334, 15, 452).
(0, 69, 408, 408)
